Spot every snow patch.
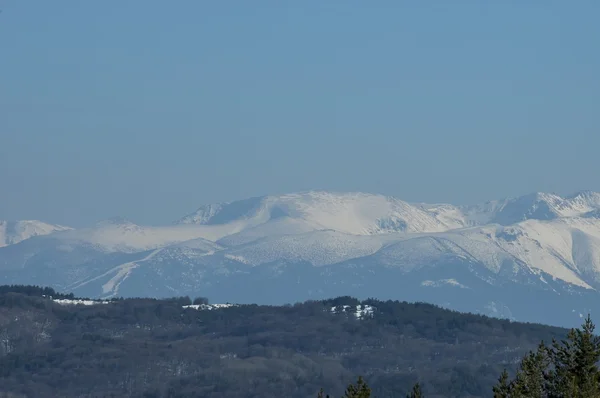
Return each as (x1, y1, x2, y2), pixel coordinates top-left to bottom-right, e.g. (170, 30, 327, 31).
(183, 303, 237, 310)
(223, 254, 251, 264)
(330, 304, 375, 319)
(70, 248, 165, 296)
(53, 298, 110, 306)
(421, 279, 470, 289)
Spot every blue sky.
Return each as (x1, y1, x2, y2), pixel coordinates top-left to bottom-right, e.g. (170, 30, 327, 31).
(1, 1, 599, 226)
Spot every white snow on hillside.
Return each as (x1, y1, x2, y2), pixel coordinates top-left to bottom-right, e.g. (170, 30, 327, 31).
(217, 217, 319, 246)
(43, 221, 242, 253)
(330, 304, 375, 319)
(178, 191, 467, 235)
(171, 237, 223, 251)
(370, 235, 466, 271)
(54, 299, 237, 310)
(5, 190, 600, 300)
(487, 219, 600, 289)
(182, 303, 237, 310)
(460, 191, 600, 226)
(421, 279, 470, 289)
(53, 298, 111, 305)
(178, 190, 600, 238)
(359, 218, 600, 289)
(0, 220, 72, 247)
(222, 230, 388, 267)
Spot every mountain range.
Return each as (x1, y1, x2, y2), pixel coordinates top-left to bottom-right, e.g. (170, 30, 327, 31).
(2, 190, 600, 328)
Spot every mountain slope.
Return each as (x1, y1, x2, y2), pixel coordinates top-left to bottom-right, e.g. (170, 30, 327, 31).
(458, 191, 600, 226)
(177, 191, 469, 234)
(3, 190, 600, 327)
(35, 218, 240, 253)
(0, 220, 71, 247)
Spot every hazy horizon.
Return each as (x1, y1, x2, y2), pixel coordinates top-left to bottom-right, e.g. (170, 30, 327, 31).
(2, 188, 598, 228)
(1, 2, 598, 227)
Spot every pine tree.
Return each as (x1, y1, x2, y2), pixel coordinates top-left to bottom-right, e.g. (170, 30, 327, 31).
(343, 376, 371, 398)
(406, 382, 423, 398)
(546, 314, 600, 398)
(317, 388, 329, 398)
(548, 328, 578, 397)
(492, 369, 511, 398)
(510, 342, 549, 398)
(317, 376, 370, 398)
(546, 328, 578, 397)
(492, 315, 600, 398)
(573, 315, 600, 397)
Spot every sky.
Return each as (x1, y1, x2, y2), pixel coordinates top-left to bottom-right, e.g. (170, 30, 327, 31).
(1, 1, 599, 227)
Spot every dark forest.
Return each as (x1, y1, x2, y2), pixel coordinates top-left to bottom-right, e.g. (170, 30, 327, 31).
(0, 285, 566, 397)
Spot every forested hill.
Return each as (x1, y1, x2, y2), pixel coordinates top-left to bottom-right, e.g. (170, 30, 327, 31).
(0, 286, 566, 398)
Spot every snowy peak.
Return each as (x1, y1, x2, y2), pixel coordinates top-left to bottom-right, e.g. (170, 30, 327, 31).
(7, 190, 597, 253)
(485, 192, 600, 225)
(177, 190, 600, 238)
(566, 191, 600, 213)
(176, 191, 465, 235)
(0, 220, 72, 247)
(451, 191, 600, 227)
(490, 192, 564, 225)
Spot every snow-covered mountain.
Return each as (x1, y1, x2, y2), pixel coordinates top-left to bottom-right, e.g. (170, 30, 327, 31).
(0, 220, 71, 248)
(457, 191, 600, 226)
(176, 191, 469, 233)
(3, 190, 600, 328)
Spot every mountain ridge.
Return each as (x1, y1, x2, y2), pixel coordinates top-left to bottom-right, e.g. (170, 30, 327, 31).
(3, 189, 600, 328)
(0, 220, 72, 248)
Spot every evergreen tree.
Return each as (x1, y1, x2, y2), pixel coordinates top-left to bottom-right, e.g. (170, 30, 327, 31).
(343, 376, 371, 398)
(573, 315, 600, 397)
(547, 328, 578, 397)
(492, 314, 600, 398)
(406, 382, 423, 398)
(492, 369, 511, 398)
(317, 316, 600, 398)
(317, 388, 329, 398)
(546, 314, 600, 398)
(317, 376, 370, 398)
(510, 342, 549, 398)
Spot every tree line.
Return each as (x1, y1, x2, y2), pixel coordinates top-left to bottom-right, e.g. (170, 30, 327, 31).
(0, 285, 570, 397)
(321, 315, 600, 397)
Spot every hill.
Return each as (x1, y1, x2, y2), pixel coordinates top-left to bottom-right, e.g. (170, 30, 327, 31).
(0, 285, 566, 398)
